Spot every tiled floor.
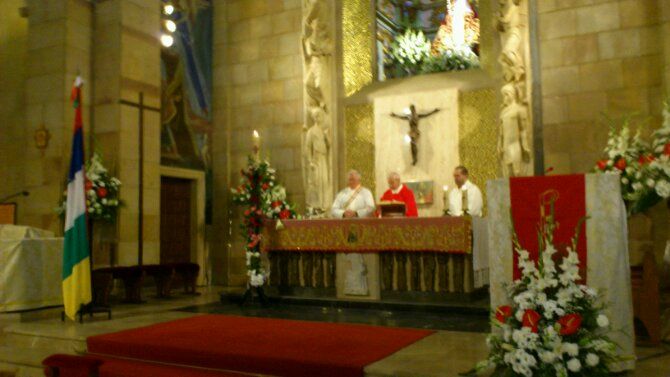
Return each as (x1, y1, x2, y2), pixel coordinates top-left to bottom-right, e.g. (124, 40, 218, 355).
(1, 286, 669, 377)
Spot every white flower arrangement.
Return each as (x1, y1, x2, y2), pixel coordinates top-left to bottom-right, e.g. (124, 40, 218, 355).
(56, 152, 122, 222)
(466, 203, 622, 377)
(595, 104, 670, 215)
(390, 28, 431, 74)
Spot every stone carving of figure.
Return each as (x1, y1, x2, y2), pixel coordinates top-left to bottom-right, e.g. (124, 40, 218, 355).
(304, 107, 332, 210)
(497, 0, 525, 82)
(499, 83, 531, 177)
(344, 253, 368, 295)
(302, 0, 332, 110)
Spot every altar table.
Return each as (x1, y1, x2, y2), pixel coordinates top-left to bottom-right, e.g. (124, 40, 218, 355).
(0, 225, 63, 312)
(262, 217, 482, 298)
(262, 217, 472, 253)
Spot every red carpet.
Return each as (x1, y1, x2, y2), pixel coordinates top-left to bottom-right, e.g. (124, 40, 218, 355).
(87, 315, 433, 377)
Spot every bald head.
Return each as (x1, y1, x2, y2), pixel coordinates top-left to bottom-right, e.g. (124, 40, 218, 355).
(347, 170, 361, 189)
(387, 172, 401, 190)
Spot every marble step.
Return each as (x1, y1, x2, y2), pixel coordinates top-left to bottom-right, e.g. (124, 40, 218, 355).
(0, 332, 86, 354)
(0, 346, 61, 377)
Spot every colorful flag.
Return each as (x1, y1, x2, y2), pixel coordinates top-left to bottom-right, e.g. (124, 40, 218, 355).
(62, 76, 91, 320)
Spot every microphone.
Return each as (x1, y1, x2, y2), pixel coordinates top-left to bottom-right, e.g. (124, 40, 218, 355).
(0, 191, 29, 203)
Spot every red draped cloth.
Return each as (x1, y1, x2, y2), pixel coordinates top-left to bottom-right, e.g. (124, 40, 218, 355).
(380, 185, 418, 217)
(509, 175, 587, 282)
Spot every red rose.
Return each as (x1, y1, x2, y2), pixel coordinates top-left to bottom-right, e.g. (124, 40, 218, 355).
(614, 158, 626, 170)
(596, 159, 608, 171)
(85, 180, 93, 190)
(97, 187, 108, 198)
(664, 143, 670, 156)
(279, 209, 291, 219)
(522, 309, 541, 333)
(495, 305, 513, 324)
(271, 201, 281, 208)
(244, 209, 251, 216)
(638, 154, 655, 165)
(262, 183, 269, 190)
(557, 313, 582, 336)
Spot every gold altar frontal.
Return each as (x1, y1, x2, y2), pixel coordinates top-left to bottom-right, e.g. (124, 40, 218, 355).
(263, 217, 476, 300)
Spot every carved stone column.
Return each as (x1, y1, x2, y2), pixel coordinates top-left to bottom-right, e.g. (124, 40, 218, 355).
(269, 252, 280, 286)
(324, 253, 336, 287)
(395, 252, 407, 291)
(302, 252, 314, 287)
(423, 253, 436, 292)
(381, 252, 394, 290)
(409, 254, 421, 291)
(314, 253, 325, 288)
(437, 254, 449, 292)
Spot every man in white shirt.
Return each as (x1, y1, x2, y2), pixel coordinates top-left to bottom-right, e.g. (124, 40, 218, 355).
(331, 170, 376, 218)
(447, 165, 483, 217)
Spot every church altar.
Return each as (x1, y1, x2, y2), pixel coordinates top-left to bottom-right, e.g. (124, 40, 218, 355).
(0, 225, 63, 312)
(262, 216, 485, 300)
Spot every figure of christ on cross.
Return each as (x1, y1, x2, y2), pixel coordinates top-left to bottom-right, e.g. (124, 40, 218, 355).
(390, 104, 440, 165)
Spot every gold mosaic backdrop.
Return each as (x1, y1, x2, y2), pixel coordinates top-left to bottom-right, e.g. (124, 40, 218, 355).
(459, 88, 500, 212)
(344, 104, 375, 194)
(342, 0, 373, 96)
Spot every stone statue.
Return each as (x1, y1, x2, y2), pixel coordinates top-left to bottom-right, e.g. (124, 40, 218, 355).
(497, 0, 525, 82)
(390, 104, 440, 166)
(499, 83, 531, 177)
(344, 253, 368, 295)
(302, 1, 332, 110)
(301, 0, 334, 212)
(304, 107, 332, 210)
(497, 0, 533, 176)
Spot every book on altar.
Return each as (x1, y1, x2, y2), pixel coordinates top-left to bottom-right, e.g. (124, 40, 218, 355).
(378, 201, 406, 218)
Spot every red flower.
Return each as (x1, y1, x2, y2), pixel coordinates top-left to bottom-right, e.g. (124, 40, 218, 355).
(664, 143, 670, 156)
(262, 183, 269, 190)
(244, 209, 251, 217)
(495, 305, 513, 324)
(271, 201, 282, 208)
(279, 209, 291, 219)
(596, 159, 608, 171)
(85, 180, 93, 190)
(522, 309, 541, 333)
(614, 158, 626, 171)
(638, 154, 655, 165)
(97, 187, 108, 198)
(557, 313, 582, 336)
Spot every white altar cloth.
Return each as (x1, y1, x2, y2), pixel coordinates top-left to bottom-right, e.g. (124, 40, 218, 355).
(0, 225, 63, 312)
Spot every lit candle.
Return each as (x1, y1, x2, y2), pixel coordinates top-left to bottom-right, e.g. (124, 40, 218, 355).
(442, 185, 449, 215)
(252, 130, 260, 157)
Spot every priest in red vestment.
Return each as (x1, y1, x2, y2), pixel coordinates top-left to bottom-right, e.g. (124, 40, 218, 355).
(380, 172, 418, 217)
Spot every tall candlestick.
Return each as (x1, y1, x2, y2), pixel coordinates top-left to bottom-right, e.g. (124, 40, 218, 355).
(442, 185, 449, 216)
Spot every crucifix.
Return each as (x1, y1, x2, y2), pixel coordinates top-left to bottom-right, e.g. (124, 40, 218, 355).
(119, 92, 160, 266)
(390, 104, 440, 165)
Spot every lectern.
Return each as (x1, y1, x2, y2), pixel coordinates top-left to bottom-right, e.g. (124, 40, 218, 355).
(378, 201, 405, 218)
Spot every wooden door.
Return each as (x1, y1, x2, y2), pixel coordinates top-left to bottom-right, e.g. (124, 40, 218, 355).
(160, 176, 192, 264)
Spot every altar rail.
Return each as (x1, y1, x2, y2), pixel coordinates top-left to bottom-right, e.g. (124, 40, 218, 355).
(263, 217, 475, 293)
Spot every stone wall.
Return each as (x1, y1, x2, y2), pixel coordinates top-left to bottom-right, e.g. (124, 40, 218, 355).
(21, 0, 93, 232)
(211, 0, 304, 286)
(0, 1, 28, 212)
(538, 0, 666, 174)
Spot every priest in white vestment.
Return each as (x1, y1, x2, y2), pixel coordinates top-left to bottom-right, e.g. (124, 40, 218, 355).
(330, 170, 374, 296)
(447, 165, 483, 217)
(331, 170, 375, 218)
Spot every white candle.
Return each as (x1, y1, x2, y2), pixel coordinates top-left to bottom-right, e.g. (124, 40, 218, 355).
(252, 130, 260, 157)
